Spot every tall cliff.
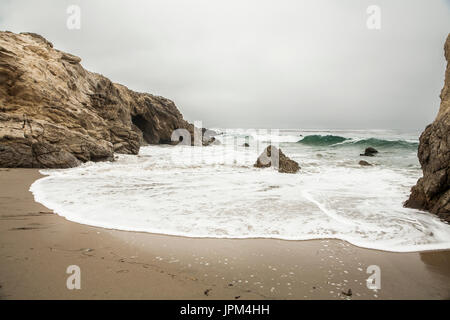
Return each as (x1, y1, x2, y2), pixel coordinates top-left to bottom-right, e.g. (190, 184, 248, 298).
(405, 34, 450, 222)
(0, 31, 196, 168)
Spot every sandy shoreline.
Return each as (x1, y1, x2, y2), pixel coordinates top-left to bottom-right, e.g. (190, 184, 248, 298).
(0, 168, 449, 300)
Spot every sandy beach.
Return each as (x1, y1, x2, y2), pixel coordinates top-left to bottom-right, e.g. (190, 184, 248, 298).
(0, 168, 449, 300)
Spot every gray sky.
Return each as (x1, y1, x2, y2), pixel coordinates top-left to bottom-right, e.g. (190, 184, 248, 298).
(1, 0, 449, 130)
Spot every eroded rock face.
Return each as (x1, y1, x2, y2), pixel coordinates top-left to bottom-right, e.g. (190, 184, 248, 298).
(405, 34, 450, 222)
(0, 31, 194, 168)
(254, 145, 300, 174)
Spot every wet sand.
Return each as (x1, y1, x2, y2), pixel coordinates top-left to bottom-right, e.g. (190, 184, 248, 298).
(0, 168, 449, 300)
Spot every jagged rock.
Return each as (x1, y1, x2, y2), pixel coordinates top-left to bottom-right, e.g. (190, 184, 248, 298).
(360, 147, 378, 157)
(254, 145, 300, 174)
(202, 128, 218, 146)
(19, 32, 53, 48)
(61, 52, 81, 64)
(0, 31, 197, 168)
(359, 160, 372, 166)
(405, 34, 450, 222)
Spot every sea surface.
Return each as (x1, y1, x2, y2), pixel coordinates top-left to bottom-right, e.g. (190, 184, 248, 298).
(30, 129, 450, 252)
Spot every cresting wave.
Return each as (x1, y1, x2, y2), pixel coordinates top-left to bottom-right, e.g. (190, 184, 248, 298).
(29, 133, 450, 253)
(297, 135, 419, 149)
(298, 135, 349, 146)
(216, 131, 420, 149)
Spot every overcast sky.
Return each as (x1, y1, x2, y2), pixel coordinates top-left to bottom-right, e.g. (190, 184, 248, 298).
(1, 0, 449, 130)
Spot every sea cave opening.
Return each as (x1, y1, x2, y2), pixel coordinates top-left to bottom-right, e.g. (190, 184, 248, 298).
(132, 114, 153, 144)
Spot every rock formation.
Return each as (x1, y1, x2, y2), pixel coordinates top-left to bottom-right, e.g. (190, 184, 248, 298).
(254, 145, 300, 174)
(359, 160, 372, 166)
(360, 147, 378, 157)
(201, 128, 219, 146)
(0, 31, 202, 168)
(405, 34, 450, 222)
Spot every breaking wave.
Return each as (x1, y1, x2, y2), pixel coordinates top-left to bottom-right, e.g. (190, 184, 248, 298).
(298, 135, 419, 149)
(297, 135, 349, 146)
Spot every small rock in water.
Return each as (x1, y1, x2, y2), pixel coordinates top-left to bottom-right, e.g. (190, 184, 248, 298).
(243, 143, 250, 147)
(360, 147, 378, 157)
(254, 145, 300, 174)
(359, 160, 372, 166)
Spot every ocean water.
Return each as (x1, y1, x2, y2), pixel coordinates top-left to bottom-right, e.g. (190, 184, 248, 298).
(30, 129, 450, 252)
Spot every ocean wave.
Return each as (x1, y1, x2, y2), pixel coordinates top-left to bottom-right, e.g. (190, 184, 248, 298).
(297, 135, 349, 146)
(297, 135, 419, 149)
(348, 137, 419, 149)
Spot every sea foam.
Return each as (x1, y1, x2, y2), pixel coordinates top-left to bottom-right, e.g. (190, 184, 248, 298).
(30, 131, 450, 252)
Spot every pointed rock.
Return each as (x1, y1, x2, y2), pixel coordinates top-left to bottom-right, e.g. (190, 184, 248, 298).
(254, 145, 300, 174)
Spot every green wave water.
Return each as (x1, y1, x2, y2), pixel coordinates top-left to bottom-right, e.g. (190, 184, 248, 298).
(297, 135, 349, 146)
(297, 135, 418, 149)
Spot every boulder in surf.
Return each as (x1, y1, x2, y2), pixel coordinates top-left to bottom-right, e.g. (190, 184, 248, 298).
(254, 145, 300, 174)
(360, 147, 378, 157)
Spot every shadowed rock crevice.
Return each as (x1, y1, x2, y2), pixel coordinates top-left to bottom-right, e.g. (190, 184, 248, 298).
(131, 114, 153, 144)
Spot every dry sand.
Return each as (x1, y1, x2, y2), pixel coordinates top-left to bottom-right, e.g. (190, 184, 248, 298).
(0, 168, 449, 300)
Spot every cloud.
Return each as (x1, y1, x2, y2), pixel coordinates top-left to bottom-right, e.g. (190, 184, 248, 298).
(1, 0, 449, 130)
